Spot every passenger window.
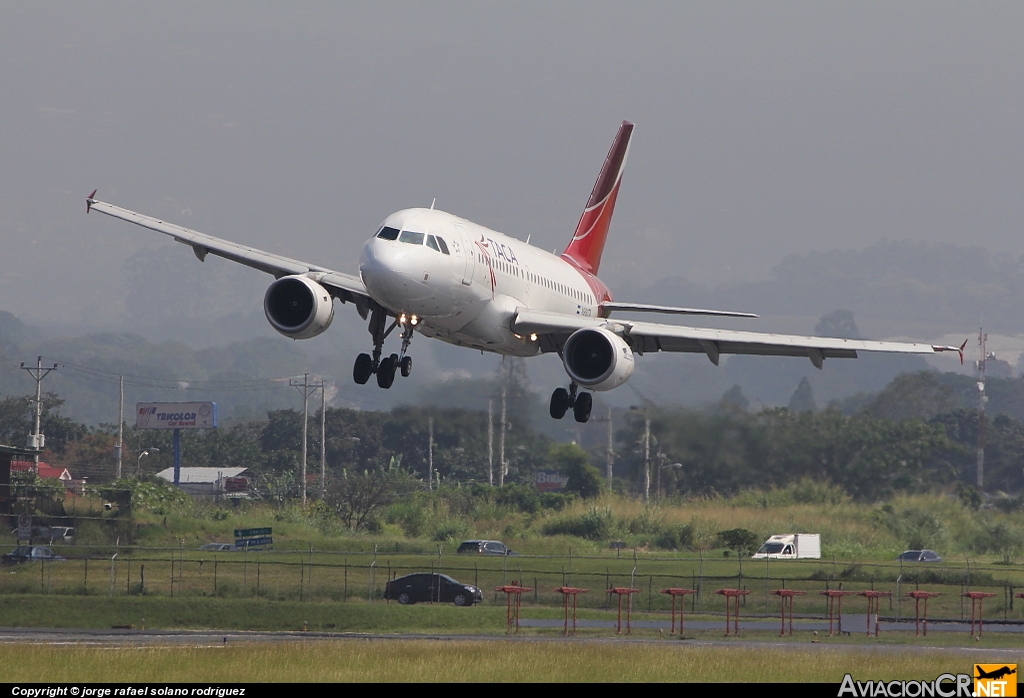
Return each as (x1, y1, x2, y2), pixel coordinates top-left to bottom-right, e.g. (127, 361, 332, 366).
(426, 235, 441, 252)
(377, 226, 400, 241)
(436, 237, 450, 255)
(399, 231, 425, 245)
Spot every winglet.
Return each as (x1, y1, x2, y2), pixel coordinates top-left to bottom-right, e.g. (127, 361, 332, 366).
(86, 190, 97, 214)
(933, 338, 969, 364)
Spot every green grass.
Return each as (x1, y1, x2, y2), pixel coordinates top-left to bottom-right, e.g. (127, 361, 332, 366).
(5, 545, 1021, 622)
(0, 640, 1017, 682)
(2, 595, 1024, 653)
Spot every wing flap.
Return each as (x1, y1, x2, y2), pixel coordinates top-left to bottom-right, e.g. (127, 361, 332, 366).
(601, 302, 758, 318)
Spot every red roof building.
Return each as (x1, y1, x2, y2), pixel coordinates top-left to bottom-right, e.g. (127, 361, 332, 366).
(11, 459, 72, 482)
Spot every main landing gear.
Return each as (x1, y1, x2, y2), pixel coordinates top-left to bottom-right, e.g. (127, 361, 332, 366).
(353, 307, 415, 390)
(550, 382, 593, 423)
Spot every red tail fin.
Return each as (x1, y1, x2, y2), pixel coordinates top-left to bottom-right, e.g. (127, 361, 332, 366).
(562, 121, 633, 275)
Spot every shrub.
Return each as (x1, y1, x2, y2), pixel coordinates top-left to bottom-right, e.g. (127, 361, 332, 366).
(716, 528, 760, 555)
(654, 524, 694, 551)
(541, 506, 614, 540)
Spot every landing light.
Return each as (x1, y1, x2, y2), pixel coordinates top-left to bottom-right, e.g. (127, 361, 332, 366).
(530, 333, 538, 342)
(411, 315, 419, 326)
(399, 313, 407, 325)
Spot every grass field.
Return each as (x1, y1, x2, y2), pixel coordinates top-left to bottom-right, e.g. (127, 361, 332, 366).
(3, 595, 1024, 652)
(0, 639, 1017, 682)
(4, 545, 1021, 622)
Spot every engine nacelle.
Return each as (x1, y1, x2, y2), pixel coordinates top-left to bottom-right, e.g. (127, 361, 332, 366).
(264, 275, 335, 339)
(562, 327, 635, 391)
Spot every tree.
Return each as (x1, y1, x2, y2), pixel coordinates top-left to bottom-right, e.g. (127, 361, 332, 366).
(719, 385, 749, 412)
(549, 443, 603, 498)
(788, 377, 817, 412)
(717, 528, 760, 556)
(326, 470, 418, 531)
(814, 310, 862, 339)
(861, 372, 954, 422)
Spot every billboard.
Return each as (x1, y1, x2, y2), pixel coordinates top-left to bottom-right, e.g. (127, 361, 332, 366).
(136, 402, 217, 429)
(535, 470, 569, 493)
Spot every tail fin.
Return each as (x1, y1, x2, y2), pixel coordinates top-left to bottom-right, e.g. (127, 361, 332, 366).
(562, 120, 634, 275)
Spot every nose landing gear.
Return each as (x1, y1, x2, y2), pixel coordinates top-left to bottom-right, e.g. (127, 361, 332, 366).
(550, 382, 593, 423)
(352, 306, 416, 390)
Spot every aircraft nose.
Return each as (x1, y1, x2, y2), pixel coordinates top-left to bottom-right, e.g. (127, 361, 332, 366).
(360, 238, 431, 303)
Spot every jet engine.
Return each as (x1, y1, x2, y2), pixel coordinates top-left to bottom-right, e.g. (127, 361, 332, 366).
(264, 275, 335, 339)
(562, 327, 635, 391)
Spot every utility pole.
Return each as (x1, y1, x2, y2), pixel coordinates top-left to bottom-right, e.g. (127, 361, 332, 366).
(320, 380, 327, 499)
(20, 356, 58, 471)
(499, 387, 506, 487)
(116, 375, 124, 479)
(487, 399, 494, 486)
(428, 416, 434, 491)
(643, 413, 651, 502)
(290, 373, 325, 504)
(606, 407, 614, 490)
(977, 328, 988, 492)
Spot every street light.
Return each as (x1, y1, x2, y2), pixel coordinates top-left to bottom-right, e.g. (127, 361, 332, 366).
(658, 461, 682, 500)
(137, 447, 159, 476)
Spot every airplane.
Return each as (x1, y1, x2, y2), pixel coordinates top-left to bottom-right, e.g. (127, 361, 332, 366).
(975, 666, 1016, 681)
(85, 121, 966, 424)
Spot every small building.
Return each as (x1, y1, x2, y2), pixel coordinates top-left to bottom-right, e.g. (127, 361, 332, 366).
(11, 459, 73, 483)
(155, 467, 254, 500)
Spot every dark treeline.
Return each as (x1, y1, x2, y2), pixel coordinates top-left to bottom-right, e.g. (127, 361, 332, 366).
(2, 370, 1023, 503)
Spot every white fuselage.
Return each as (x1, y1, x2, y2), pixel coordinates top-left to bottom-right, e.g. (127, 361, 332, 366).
(359, 208, 605, 356)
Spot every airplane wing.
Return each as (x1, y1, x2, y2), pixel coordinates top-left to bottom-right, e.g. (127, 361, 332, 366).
(86, 193, 370, 314)
(601, 302, 758, 318)
(512, 309, 966, 367)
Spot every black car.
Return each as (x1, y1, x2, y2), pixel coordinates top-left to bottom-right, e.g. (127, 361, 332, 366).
(456, 539, 515, 556)
(2, 546, 66, 565)
(384, 573, 483, 606)
(897, 549, 942, 563)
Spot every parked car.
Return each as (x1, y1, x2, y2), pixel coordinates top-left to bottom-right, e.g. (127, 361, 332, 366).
(2, 546, 66, 565)
(198, 543, 238, 552)
(49, 527, 75, 544)
(457, 539, 515, 556)
(384, 573, 483, 606)
(897, 549, 942, 563)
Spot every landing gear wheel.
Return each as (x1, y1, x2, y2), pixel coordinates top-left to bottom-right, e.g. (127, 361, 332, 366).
(400, 356, 413, 378)
(550, 388, 570, 419)
(353, 353, 373, 385)
(377, 355, 397, 389)
(573, 392, 593, 423)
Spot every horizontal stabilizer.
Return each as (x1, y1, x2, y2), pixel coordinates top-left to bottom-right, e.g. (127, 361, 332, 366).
(601, 302, 758, 318)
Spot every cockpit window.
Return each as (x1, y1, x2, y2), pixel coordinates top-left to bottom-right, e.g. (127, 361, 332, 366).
(377, 226, 400, 241)
(435, 237, 450, 255)
(426, 235, 441, 252)
(399, 230, 425, 245)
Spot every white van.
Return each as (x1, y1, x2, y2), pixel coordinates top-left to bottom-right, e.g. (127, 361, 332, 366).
(751, 534, 821, 560)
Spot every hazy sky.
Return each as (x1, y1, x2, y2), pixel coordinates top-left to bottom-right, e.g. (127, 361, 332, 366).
(2, 2, 1022, 334)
